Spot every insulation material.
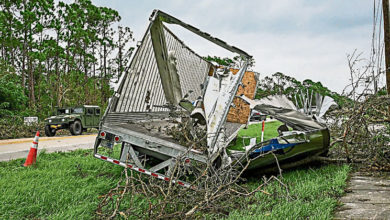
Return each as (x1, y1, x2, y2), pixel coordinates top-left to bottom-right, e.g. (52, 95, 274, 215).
(226, 70, 257, 124)
(203, 77, 220, 122)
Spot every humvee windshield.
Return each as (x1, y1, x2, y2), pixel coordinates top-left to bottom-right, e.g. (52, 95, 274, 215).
(57, 108, 66, 115)
(72, 107, 83, 114)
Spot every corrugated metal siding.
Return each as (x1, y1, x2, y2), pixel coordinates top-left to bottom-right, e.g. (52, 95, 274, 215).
(112, 25, 210, 115)
(164, 27, 210, 102)
(104, 112, 170, 124)
(114, 30, 166, 113)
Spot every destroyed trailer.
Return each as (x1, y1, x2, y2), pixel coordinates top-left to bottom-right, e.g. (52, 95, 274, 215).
(94, 10, 330, 187)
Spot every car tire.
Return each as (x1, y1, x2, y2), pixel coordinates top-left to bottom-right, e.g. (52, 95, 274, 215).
(45, 125, 56, 137)
(70, 120, 83, 135)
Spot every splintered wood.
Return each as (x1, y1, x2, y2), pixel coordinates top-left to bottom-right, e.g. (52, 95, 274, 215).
(227, 69, 257, 124)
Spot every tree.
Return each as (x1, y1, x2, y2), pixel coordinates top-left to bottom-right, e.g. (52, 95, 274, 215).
(256, 72, 348, 107)
(0, 61, 27, 116)
(204, 55, 255, 69)
(0, 0, 135, 116)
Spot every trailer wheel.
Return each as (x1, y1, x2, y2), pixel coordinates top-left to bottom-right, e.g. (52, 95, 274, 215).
(44, 125, 56, 137)
(70, 120, 83, 135)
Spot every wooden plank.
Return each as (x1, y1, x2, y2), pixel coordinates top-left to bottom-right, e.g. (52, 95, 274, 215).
(227, 69, 257, 124)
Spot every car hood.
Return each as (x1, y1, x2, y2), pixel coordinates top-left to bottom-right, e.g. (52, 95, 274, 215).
(45, 114, 79, 120)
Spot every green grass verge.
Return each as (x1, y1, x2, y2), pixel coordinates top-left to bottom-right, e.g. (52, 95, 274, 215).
(0, 149, 123, 219)
(229, 121, 283, 151)
(0, 149, 350, 219)
(228, 164, 351, 219)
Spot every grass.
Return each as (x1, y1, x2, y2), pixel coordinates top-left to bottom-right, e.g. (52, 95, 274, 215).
(0, 149, 123, 219)
(0, 148, 350, 219)
(229, 164, 351, 219)
(229, 120, 283, 151)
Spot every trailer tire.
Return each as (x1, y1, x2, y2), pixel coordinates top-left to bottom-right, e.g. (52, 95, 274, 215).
(45, 125, 56, 137)
(70, 120, 83, 135)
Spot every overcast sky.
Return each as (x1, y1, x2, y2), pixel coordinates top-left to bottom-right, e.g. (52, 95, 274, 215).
(92, 0, 376, 93)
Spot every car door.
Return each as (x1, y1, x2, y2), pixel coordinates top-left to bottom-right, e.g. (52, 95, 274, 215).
(94, 108, 101, 126)
(85, 108, 94, 127)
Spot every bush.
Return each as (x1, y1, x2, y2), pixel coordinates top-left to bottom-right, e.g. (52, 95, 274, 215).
(0, 115, 44, 139)
(0, 62, 28, 116)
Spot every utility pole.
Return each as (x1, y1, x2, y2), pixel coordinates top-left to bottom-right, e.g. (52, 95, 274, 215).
(383, 0, 390, 96)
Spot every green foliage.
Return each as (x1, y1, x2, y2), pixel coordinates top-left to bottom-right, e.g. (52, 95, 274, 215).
(377, 86, 388, 96)
(204, 55, 234, 66)
(256, 72, 350, 107)
(0, 61, 28, 116)
(204, 55, 255, 69)
(0, 0, 134, 120)
(0, 115, 44, 139)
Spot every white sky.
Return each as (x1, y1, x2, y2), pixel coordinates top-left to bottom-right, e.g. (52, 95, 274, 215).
(91, 0, 377, 93)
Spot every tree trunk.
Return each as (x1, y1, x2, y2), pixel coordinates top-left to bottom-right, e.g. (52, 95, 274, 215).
(382, 0, 390, 113)
(28, 57, 35, 108)
(102, 25, 107, 106)
(55, 30, 60, 107)
(84, 41, 89, 103)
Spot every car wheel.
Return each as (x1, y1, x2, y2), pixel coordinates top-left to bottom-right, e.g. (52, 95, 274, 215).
(44, 125, 56, 137)
(70, 120, 83, 135)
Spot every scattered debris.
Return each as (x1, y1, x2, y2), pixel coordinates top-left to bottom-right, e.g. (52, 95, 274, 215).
(327, 95, 390, 170)
(93, 9, 332, 217)
(94, 8, 330, 177)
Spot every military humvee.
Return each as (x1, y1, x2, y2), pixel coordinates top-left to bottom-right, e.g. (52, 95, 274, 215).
(44, 105, 101, 136)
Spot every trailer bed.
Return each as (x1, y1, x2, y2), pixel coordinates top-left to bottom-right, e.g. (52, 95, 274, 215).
(112, 120, 183, 145)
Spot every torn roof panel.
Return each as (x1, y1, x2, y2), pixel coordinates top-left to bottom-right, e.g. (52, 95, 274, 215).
(254, 104, 326, 131)
(254, 95, 297, 110)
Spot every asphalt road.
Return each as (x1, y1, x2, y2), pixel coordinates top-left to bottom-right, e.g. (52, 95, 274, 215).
(0, 120, 271, 163)
(0, 134, 97, 162)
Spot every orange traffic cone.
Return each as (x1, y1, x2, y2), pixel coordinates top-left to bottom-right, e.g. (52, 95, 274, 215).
(23, 131, 40, 167)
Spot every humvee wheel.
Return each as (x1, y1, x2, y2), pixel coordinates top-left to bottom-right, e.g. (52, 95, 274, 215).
(44, 125, 56, 137)
(70, 120, 83, 135)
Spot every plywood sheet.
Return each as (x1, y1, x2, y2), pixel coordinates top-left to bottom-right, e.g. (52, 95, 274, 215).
(227, 70, 257, 124)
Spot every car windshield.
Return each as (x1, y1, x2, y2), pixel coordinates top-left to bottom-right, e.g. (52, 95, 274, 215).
(57, 109, 66, 115)
(72, 108, 83, 114)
